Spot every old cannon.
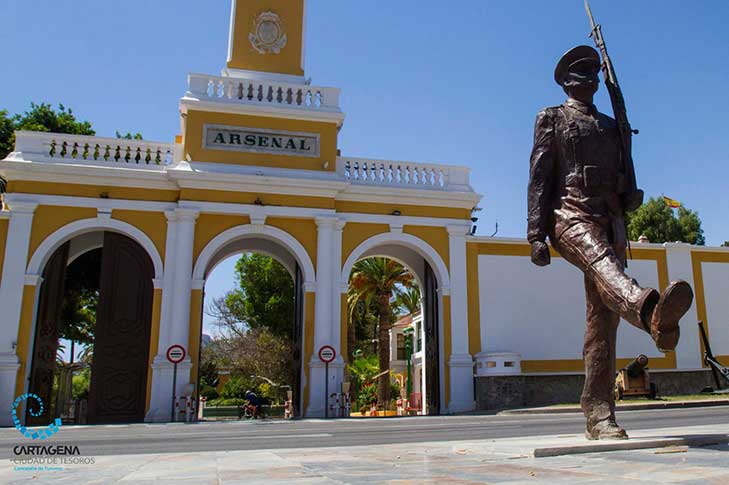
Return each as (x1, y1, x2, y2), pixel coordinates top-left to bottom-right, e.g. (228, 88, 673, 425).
(614, 354, 657, 400)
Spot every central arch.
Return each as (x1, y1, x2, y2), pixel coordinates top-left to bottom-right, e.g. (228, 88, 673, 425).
(193, 224, 316, 286)
(192, 223, 316, 418)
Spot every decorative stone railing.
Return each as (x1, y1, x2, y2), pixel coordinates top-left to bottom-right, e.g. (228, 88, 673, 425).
(336, 157, 473, 192)
(9, 131, 178, 168)
(186, 73, 341, 112)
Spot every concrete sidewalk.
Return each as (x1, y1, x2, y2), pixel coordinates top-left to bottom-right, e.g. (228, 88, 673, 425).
(500, 398, 729, 415)
(2, 424, 727, 484)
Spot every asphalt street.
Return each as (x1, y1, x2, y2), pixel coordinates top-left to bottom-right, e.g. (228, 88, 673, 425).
(1, 406, 727, 458)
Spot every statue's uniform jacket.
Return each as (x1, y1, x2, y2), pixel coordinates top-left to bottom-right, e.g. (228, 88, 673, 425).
(527, 97, 651, 429)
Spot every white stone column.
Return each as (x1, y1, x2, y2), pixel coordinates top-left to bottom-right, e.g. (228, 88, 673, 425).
(665, 243, 703, 370)
(307, 216, 336, 417)
(0, 201, 38, 426)
(446, 224, 475, 413)
(145, 208, 197, 422)
(329, 220, 346, 397)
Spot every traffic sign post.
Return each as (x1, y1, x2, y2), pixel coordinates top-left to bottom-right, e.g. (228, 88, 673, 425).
(318, 345, 336, 419)
(166, 345, 186, 422)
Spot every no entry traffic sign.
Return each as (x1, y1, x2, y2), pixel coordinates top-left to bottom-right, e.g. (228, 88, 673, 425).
(318, 345, 336, 364)
(318, 345, 336, 419)
(166, 345, 186, 364)
(166, 345, 186, 422)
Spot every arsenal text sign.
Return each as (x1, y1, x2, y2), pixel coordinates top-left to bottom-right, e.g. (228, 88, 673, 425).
(203, 125, 320, 158)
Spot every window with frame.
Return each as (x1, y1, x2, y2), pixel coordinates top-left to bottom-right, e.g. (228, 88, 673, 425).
(396, 333, 406, 360)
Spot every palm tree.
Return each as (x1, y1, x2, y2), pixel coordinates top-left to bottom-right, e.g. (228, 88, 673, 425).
(395, 286, 421, 317)
(348, 257, 414, 408)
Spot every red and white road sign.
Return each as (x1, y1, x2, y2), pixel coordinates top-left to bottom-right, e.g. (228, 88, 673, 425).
(318, 345, 336, 364)
(166, 345, 186, 364)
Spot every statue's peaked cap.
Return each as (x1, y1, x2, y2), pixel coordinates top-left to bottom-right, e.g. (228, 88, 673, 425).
(554, 45, 600, 85)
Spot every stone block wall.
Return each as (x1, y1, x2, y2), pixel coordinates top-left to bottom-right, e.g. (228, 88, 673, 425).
(475, 369, 720, 410)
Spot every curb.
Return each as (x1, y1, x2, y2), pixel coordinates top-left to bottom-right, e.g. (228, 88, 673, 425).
(534, 433, 729, 458)
(500, 399, 729, 415)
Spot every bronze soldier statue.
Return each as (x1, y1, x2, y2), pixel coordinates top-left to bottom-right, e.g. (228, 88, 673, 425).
(528, 45, 694, 440)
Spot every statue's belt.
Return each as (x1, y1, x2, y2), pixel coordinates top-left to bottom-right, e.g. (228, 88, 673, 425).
(566, 166, 627, 194)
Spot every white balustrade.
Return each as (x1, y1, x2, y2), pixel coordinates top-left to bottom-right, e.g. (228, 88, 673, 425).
(9, 131, 177, 168)
(336, 157, 472, 192)
(186, 73, 341, 112)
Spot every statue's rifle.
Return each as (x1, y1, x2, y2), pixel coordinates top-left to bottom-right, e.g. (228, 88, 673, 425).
(698, 320, 729, 391)
(584, 0, 643, 212)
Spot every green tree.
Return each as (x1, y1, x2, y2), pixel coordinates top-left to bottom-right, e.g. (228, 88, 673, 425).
(0, 111, 11, 193)
(348, 257, 414, 408)
(14, 103, 94, 136)
(116, 131, 143, 140)
(722, 241, 729, 248)
(0, 110, 14, 160)
(209, 254, 294, 339)
(1, 103, 95, 193)
(395, 286, 421, 316)
(626, 197, 705, 245)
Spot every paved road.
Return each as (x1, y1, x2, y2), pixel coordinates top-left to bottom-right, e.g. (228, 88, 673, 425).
(1, 406, 727, 458)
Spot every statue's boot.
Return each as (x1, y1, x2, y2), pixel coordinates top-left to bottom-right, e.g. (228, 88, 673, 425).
(648, 281, 693, 353)
(586, 419, 629, 441)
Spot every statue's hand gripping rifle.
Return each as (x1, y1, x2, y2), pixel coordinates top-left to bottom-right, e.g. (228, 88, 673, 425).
(584, 0, 644, 211)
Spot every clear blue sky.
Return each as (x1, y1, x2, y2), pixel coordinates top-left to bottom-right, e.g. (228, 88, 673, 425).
(3, 1, 728, 337)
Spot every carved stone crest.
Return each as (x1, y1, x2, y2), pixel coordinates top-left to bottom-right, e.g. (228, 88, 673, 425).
(249, 11, 287, 54)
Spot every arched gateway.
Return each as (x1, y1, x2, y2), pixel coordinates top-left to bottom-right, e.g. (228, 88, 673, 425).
(28, 231, 156, 424)
(0, 0, 482, 426)
(1, 0, 725, 428)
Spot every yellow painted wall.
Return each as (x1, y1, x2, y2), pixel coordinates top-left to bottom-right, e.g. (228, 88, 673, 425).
(691, 251, 729, 366)
(183, 111, 337, 172)
(341, 222, 389, 267)
(302, 292, 315, 413)
(14, 285, 38, 397)
(188, 289, 204, 389)
(8, 181, 178, 203)
(28, 206, 97, 264)
(145, 289, 163, 412)
(181, 188, 334, 209)
(192, 214, 250, 269)
(112, 210, 168, 262)
(0, 219, 8, 282)
(336, 201, 470, 220)
(266, 217, 317, 268)
(465, 242, 481, 356)
(404, 226, 450, 271)
(227, 0, 305, 76)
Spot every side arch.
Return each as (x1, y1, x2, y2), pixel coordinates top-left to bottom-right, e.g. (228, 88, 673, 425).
(26, 217, 164, 280)
(192, 224, 316, 287)
(341, 231, 450, 293)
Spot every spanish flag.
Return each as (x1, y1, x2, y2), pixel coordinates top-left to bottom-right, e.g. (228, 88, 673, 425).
(662, 195, 681, 208)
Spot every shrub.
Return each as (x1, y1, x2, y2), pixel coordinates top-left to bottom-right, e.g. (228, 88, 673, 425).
(207, 398, 247, 407)
(199, 385, 219, 401)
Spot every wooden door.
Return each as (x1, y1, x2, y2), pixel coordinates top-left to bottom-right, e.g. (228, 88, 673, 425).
(87, 232, 153, 424)
(424, 263, 441, 415)
(292, 264, 304, 417)
(27, 243, 69, 425)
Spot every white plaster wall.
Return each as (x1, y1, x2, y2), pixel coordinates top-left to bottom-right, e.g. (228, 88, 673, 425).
(702, 262, 729, 356)
(478, 254, 664, 363)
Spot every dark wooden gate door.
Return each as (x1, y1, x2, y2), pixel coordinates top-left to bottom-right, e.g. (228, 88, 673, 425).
(27, 242, 69, 425)
(87, 232, 153, 424)
(424, 263, 441, 415)
(292, 264, 304, 417)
